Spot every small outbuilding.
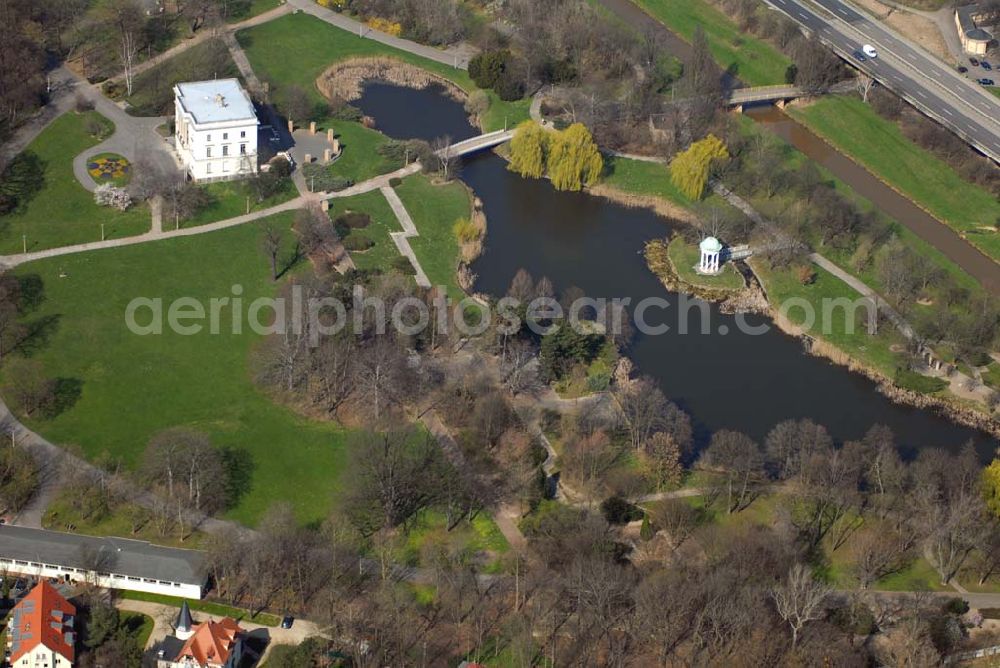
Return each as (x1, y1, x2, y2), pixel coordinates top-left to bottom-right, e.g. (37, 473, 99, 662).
(698, 236, 723, 275)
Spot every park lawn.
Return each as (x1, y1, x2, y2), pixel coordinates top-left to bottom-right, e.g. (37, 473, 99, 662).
(123, 39, 240, 116)
(121, 590, 281, 626)
(788, 96, 1000, 263)
(397, 509, 511, 574)
(327, 189, 401, 272)
(0, 112, 150, 254)
(634, 0, 791, 85)
(989, 87, 1000, 100)
(983, 363, 1000, 390)
(752, 260, 907, 378)
(42, 490, 208, 549)
(321, 119, 401, 184)
(229, 0, 283, 22)
(826, 549, 950, 592)
(120, 611, 155, 651)
(181, 177, 298, 228)
(8, 213, 347, 526)
(668, 236, 745, 291)
(237, 12, 529, 132)
(600, 155, 732, 212)
(394, 174, 472, 299)
(602, 157, 692, 205)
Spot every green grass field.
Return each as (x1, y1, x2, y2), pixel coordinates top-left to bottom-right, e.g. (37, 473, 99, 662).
(119, 611, 155, 650)
(121, 591, 281, 626)
(230, 0, 282, 22)
(395, 175, 471, 299)
(752, 260, 907, 377)
(789, 96, 1000, 263)
(328, 189, 401, 272)
(0, 112, 150, 253)
(182, 177, 299, 228)
(237, 12, 530, 132)
(600, 155, 732, 211)
(43, 490, 207, 549)
(396, 509, 511, 574)
(634, 0, 791, 85)
(319, 119, 401, 184)
(9, 213, 347, 526)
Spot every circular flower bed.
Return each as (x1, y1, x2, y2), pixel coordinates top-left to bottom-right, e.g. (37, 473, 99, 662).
(87, 154, 131, 184)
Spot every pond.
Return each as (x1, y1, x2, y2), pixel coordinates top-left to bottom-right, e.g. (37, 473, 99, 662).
(353, 80, 994, 458)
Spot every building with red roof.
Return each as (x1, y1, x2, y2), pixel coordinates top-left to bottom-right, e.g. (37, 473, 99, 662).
(156, 605, 246, 668)
(6, 581, 76, 668)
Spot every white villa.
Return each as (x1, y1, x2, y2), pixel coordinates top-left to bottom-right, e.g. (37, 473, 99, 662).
(174, 79, 259, 182)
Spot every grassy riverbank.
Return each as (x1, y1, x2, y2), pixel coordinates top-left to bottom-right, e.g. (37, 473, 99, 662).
(788, 96, 1000, 263)
(395, 175, 471, 299)
(751, 260, 907, 378)
(237, 12, 530, 132)
(633, 0, 790, 85)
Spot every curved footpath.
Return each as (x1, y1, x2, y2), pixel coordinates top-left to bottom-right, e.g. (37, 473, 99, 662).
(0, 163, 421, 269)
(285, 0, 476, 69)
(66, 68, 176, 192)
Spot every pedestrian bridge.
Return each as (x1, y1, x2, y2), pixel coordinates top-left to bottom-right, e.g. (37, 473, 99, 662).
(437, 129, 515, 159)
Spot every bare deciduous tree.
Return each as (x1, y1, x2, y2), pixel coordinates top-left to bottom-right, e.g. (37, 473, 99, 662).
(699, 430, 764, 514)
(856, 73, 876, 103)
(770, 563, 831, 647)
(613, 376, 669, 450)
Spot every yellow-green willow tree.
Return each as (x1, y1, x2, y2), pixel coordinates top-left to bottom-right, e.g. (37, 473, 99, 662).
(508, 120, 549, 179)
(548, 123, 603, 192)
(669, 134, 729, 200)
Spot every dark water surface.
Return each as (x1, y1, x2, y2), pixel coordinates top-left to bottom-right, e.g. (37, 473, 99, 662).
(354, 82, 994, 458)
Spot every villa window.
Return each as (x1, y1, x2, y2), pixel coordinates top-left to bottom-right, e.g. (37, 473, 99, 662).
(223, 132, 228, 140)
(240, 144, 246, 155)
(206, 134, 212, 142)
(240, 130, 246, 138)
(223, 145, 229, 157)
(206, 147, 212, 158)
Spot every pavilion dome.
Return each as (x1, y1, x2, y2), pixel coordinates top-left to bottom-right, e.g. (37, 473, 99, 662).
(699, 236, 723, 253)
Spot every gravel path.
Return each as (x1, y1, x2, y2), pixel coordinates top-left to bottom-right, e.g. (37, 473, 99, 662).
(117, 598, 324, 660)
(64, 65, 176, 193)
(381, 185, 431, 287)
(285, 0, 476, 69)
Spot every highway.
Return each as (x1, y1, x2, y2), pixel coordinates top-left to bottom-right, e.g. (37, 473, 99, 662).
(763, 0, 1000, 163)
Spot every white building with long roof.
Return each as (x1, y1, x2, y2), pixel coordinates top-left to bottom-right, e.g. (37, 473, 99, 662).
(174, 79, 259, 182)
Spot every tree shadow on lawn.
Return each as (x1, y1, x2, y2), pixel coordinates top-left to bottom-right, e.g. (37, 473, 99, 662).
(44, 377, 83, 419)
(16, 274, 46, 314)
(276, 240, 304, 281)
(221, 446, 256, 510)
(14, 313, 62, 357)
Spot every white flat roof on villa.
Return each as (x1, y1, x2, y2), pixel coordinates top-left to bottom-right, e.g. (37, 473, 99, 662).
(175, 78, 257, 125)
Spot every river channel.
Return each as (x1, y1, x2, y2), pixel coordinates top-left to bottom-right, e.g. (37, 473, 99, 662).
(355, 81, 994, 458)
